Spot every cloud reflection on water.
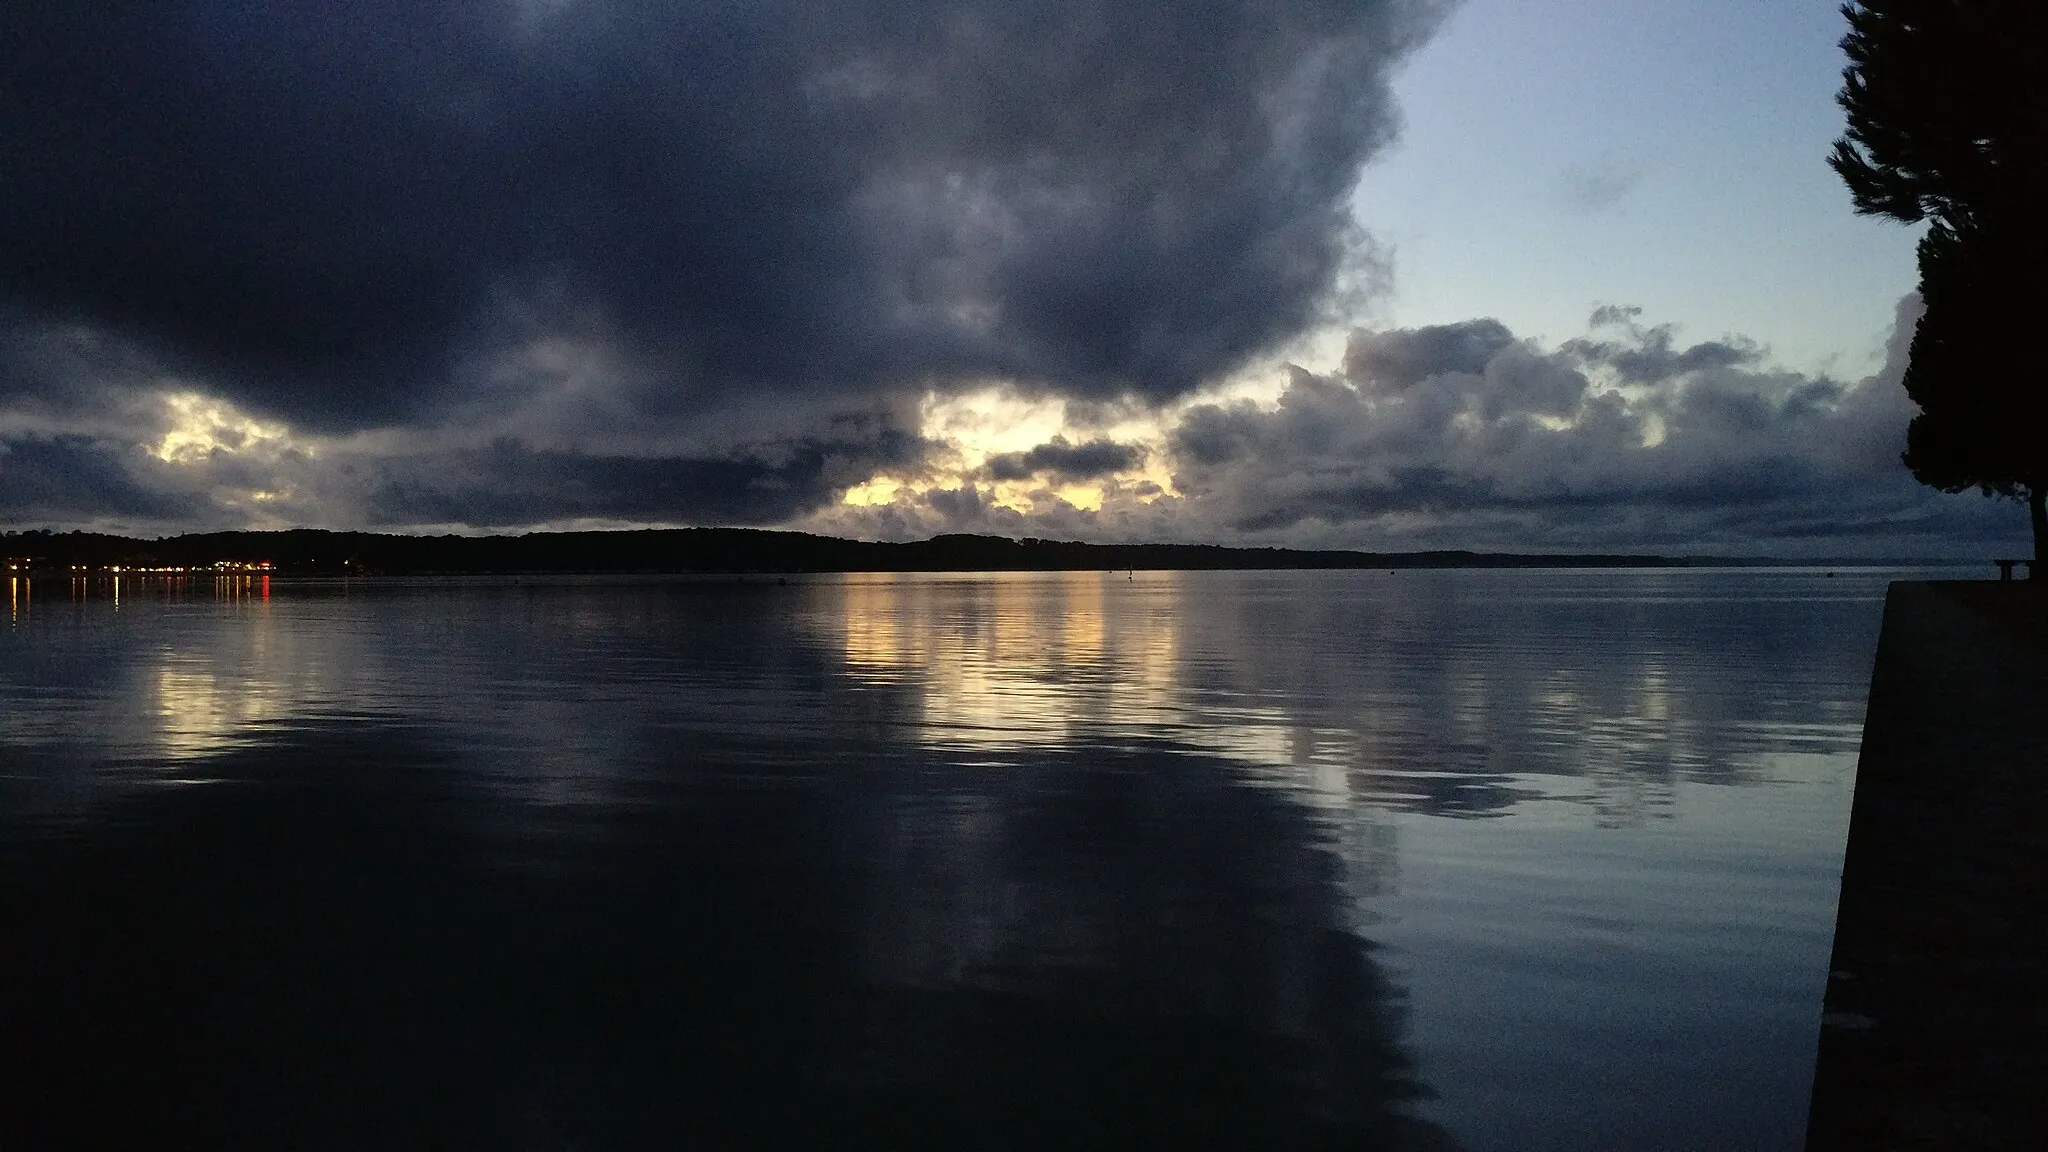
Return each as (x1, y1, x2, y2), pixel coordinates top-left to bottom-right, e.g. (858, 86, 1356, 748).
(818, 569, 1875, 824)
(2, 668, 1450, 1148)
(0, 568, 1896, 1148)
(1, 570, 1882, 826)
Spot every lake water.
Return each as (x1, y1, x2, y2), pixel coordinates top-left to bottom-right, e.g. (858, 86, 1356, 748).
(0, 568, 1914, 1148)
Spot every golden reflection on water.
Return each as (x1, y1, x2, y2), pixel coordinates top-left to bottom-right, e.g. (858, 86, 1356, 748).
(153, 665, 284, 760)
(835, 571, 1403, 964)
(838, 571, 1174, 745)
(96, 575, 292, 760)
(0, 573, 311, 761)
(6, 571, 1866, 817)
(827, 571, 1853, 826)
(152, 578, 287, 759)
(832, 571, 1372, 811)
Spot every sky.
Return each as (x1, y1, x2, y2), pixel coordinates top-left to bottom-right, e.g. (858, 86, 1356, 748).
(0, 0, 2027, 556)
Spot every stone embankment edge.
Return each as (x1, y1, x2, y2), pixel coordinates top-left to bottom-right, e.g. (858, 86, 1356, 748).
(1806, 582, 2047, 1150)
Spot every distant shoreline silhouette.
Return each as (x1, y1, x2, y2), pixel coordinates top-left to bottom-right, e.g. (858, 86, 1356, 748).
(0, 527, 1748, 576)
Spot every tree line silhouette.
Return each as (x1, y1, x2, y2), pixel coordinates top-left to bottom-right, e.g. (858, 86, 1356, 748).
(0, 527, 1683, 576)
(1833, 0, 2048, 567)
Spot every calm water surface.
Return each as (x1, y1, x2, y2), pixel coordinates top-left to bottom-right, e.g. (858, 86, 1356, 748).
(1, 569, 1919, 1148)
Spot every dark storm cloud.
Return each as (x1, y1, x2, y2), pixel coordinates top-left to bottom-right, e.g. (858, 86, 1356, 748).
(0, 435, 196, 523)
(2, 0, 1448, 440)
(0, 311, 157, 416)
(983, 436, 1144, 482)
(366, 427, 929, 529)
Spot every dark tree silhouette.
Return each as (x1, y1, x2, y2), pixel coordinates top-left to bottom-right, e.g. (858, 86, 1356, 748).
(1830, 1, 2048, 566)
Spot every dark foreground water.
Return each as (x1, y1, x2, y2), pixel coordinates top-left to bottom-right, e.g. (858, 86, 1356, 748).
(0, 568, 1918, 1149)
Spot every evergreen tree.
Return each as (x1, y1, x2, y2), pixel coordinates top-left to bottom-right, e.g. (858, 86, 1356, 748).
(1830, 0, 2048, 566)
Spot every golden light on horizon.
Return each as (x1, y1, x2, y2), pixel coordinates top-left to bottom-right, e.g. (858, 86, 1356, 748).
(835, 385, 1185, 514)
(840, 478, 903, 507)
(152, 391, 297, 464)
(1050, 484, 1103, 512)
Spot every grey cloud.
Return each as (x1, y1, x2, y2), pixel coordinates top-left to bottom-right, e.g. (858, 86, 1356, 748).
(1477, 343, 1587, 420)
(984, 436, 1145, 482)
(1058, 399, 1142, 431)
(921, 486, 998, 526)
(1161, 299, 2026, 556)
(1342, 319, 1516, 392)
(1171, 403, 1263, 467)
(811, 297, 2023, 558)
(1563, 307, 1762, 384)
(1559, 161, 1641, 212)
